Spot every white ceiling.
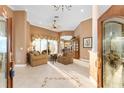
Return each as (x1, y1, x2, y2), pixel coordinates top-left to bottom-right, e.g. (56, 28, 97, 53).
(10, 5, 111, 32)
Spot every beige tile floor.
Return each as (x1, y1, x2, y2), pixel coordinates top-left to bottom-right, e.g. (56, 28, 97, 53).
(14, 60, 96, 88)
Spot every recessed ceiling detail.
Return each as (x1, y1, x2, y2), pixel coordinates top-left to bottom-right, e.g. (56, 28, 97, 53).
(10, 5, 111, 32)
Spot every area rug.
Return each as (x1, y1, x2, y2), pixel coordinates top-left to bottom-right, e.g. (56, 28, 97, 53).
(41, 76, 82, 88)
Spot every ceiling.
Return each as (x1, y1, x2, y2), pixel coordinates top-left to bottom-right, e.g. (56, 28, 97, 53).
(10, 5, 111, 32)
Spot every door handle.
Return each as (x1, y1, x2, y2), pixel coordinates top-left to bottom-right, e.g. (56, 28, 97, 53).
(9, 52, 15, 78)
(9, 56, 15, 79)
(10, 67, 15, 79)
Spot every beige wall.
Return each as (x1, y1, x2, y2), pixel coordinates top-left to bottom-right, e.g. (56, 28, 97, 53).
(59, 31, 74, 36)
(30, 25, 59, 39)
(74, 19, 92, 60)
(14, 11, 27, 64)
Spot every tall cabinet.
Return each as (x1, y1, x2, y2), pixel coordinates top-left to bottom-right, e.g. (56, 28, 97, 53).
(71, 37, 80, 59)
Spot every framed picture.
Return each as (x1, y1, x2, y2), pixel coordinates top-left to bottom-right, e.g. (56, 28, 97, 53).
(83, 37, 92, 48)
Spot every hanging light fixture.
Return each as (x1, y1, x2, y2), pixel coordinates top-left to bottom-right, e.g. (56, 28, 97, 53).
(52, 16, 59, 29)
(52, 19, 57, 29)
(53, 5, 72, 12)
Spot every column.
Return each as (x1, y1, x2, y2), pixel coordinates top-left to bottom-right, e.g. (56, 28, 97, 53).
(89, 5, 99, 86)
(92, 5, 99, 52)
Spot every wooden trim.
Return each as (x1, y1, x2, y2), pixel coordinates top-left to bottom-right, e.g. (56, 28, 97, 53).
(7, 18, 13, 88)
(0, 6, 13, 88)
(97, 5, 124, 88)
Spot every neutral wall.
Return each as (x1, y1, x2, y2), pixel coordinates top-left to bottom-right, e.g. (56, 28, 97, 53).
(74, 19, 92, 60)
(30, 25, 59, 39)
(14, 11, 27, 64)
(59, 31, 74, 36)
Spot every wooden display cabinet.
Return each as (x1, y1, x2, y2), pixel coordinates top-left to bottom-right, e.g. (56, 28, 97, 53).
(71, 37, 80, 59)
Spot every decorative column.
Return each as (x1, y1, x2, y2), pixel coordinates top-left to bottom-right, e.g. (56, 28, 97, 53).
(92, 5, 99, 52)
(89, 5, 99, 87)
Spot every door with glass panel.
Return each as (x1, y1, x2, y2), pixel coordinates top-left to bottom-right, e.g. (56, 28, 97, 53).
(0, 16, 7, 87)
(103, 18, 124, 87)
(0, 16, 13, 88)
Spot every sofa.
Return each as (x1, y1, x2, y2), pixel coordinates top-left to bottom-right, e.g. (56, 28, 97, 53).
(27, 51, 48, 67)
(57, 52, 73, 65)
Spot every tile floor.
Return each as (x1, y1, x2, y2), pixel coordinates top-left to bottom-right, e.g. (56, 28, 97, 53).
(14, 60, 96, 88)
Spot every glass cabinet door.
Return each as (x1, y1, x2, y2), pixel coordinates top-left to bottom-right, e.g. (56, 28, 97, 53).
(0, 16, 7, 88)
(103, 19, 124, 87)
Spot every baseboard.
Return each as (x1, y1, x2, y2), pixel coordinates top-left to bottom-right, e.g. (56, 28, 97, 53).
(80, 58, 89, 62)
(89, 76, 97, 87)
(74, 59, 89, 67)
(15, 64, 27, 67)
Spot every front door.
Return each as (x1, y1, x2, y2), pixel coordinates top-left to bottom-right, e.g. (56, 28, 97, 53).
(0, 15, 13, 88)
(0, 16, 7, 88)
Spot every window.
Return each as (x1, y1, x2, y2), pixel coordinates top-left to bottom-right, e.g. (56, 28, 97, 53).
(32, 38, 47, 52)
(40, 39, 47, 52)
(32, 38, 40, 51)
(48, 40, 58, 54)
(32, 38, 58, 54)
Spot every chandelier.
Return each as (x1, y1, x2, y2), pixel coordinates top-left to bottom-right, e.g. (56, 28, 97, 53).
(53, 5, 72, 12)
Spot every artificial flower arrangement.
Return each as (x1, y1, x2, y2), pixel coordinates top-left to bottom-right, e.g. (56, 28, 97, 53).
(105, 50, 121, 69)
